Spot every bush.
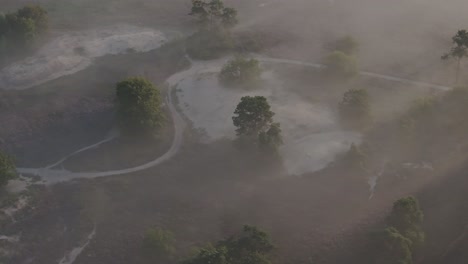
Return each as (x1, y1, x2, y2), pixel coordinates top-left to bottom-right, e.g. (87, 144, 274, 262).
(0, 151, 17, 187)
(186, 27, 233, 60)
(323, 51, 358, 78)
(143, 228, 176, 259)
(219, 57, 262, 87)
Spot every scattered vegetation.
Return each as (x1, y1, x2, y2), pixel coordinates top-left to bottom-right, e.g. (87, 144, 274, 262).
(0, 150, 17, 187)
(219, 57, 262, 87)
(0, 5, 48, 61)
(322, 51, 358, 78)
(142, 227, 176, 260)
(339, 89, 372, 130)
(190, 0, 238, 28)
(116, 77, 165, 137)
(182, 225, 274, 264)
(233, 96, 283, 153)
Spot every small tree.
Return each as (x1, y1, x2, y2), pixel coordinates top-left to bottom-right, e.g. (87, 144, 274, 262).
(17, 5, 48, 34)
(442, 30, 468, 84)
(219, 57, 262, 87)
(377, 227, 413, 264)
(387, 196, 425, 247)
(342, 143, 368, 172)
(116, 77, 165, 136)
(258, 123, 283, 153)
(143, 227, 176, 260)
(0, 151, 17, 187)
(326, 35, 359, 56)
(190, 0, 238, 28)
(339, 89, 372, 130)
(323, 51, 358, 78)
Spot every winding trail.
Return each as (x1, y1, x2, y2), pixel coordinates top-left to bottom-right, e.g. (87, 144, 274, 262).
(17, 56, 451, 185)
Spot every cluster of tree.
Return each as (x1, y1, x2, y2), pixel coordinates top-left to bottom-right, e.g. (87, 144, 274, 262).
(187, 0, 238, 60)
(182, 225, 274, 264)
(232, 96, 283, 154)
(338, 88, 372, 130)
(376, 197, 425, 264)
(219, 57, 262, 87)
(142, 227, 176, 261)
(0, 150, 17, 187)
(322, 36, 359, 79)
(0, 5, 48, 59)
(116, 77, 165, 137)
(442, 30, 468, 84)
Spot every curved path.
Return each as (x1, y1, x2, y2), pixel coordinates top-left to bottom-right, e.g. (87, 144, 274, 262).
(17, 55, 451, 185)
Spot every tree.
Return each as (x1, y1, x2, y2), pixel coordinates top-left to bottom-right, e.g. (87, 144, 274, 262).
(116, 77, 165, 136)
(219, 57, 262, 87)
(326, 35, 359, 56)
(183, 225, 274, 264)
(258, 123, 283, 153)
(233, 96, 274, 138)
(442, 30, 468, 84)
(387, 196, 425, 247)
(143, 227, 176, 260)
(342, 143, 368, 172)
(377, 227, 413, 264)
(323, 51, 358, 78)
(339, 89, 372, 130)
(190, 0, 238, 28)
(17, 5, 48, 34)
(0, 151, 17, 187)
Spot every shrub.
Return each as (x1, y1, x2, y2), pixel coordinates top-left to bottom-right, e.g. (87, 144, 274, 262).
(219, 57, 262, 87)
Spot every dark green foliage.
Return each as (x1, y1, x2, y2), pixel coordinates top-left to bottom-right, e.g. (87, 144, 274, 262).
(190, 0, 238, 28)
(387, 197, 425, 247)
(323, 51, 358, 78)
(0, 151, 17, 187)
(377, 227, 413, 264)
(186, 27, 234, 60)
(233, 96, 274, 137)
(258, 123, 283, 153)
(0, 5, 48, 58)
(219, 57, 262, 87)
(142, 228, 176, 259)
(326, 35, 359, 56)
(116, 77, 165, 136)
(442, 30, 468, 84)
(339, 89, 372, 130)
(183, 225, 274, 264)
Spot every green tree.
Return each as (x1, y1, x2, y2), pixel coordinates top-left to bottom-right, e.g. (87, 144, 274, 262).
(0, 151, 17, 187)
(183, 225, 274, 264)
(219, 57, 262, 87)
(339, 89, 372, 130)
(323, 51, 358, 78)
(116, 77, 165, 136)
(143, 227, 176, 259)
(190, 0, 238, 28)
(17, 5, 48, 34)
(326, 35, 359, 56)
(233, 96, 274, 138)
(377, 227, 413, 264)
(258, 123, 283, 153)
(387, 196, 425, 247)
(442, 30, 468, 84)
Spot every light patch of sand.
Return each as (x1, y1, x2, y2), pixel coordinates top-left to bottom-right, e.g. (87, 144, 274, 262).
(176, 59, 361, 175)
(0, 25, 167, 90)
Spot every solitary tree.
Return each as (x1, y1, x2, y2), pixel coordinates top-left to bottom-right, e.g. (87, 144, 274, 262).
(233, 96, 283, 153)
(116, 77, 165, 136)
(190, 0, 237, 28)
(323, 51, 358, 78)
(0, 151, 17, 187)
(377, 227, 413, 264)
(442, 30, 468, 84)
(326, 35, 359, 56)
(339, 89, 372, 130)
(219, 57, 262, 87)
(387, 196, 425, 247)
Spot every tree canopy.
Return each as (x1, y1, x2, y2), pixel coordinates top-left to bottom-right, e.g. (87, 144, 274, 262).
(377, 227, 413, 264)
(442, 30, 468, 84)
(219, 57, 262, 87)
(323, 51, 358, 78)
(339, 89, 372, 130)
(0, 150, 17, 187)
(387, 196, 425, 247)
(116, 77, 165, 136)
(183, 225, 274, 264)
(190, 0, 238, 28)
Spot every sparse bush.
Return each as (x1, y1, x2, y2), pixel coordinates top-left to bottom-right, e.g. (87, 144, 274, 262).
(186, 27, 234, 60)
(323, 51, 358, 78)
(219, 57, 262, 87)
(339, 89, 372, 130)
(143, 227, 176, 260)
(0, 151, 17, 187)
